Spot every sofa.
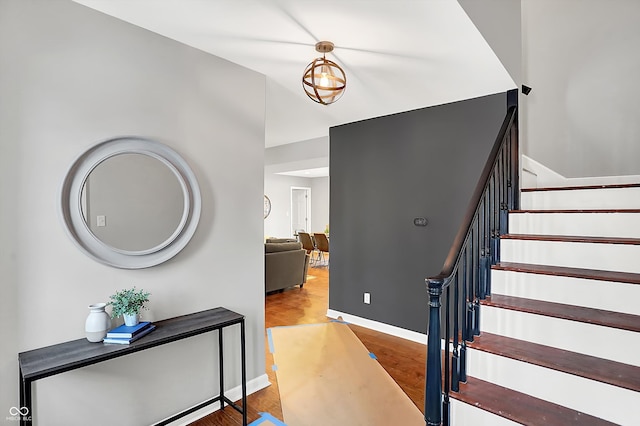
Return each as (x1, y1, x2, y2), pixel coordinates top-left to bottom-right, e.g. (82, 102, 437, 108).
(265, 241, 310, 293)
(266, 238, 297, 243)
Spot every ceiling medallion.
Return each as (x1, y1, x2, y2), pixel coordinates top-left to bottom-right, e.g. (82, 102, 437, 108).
(302, 41, 347, 105)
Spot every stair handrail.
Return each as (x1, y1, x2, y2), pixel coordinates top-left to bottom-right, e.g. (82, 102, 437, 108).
(430, 105, 517, 285)
(424, 105, 518, 425)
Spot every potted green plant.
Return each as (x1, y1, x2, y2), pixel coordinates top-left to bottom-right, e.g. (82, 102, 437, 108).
(108, 287, 151, 326)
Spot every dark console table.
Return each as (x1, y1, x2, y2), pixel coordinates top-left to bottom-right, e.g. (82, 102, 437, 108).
(18, 307, 247, 426)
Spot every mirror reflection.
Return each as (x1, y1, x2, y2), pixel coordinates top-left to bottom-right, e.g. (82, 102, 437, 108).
(81, 153, 185, 252)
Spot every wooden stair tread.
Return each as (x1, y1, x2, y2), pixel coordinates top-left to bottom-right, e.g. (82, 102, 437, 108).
(492, 262, 640, 285)
(501, 233, 640, 245)
(482, 294, 640, 333)
(467, 332, 640, 392)
(451, 376, 615, 425)
(511, 209, 640, 214)
(522, 183, 640, 192)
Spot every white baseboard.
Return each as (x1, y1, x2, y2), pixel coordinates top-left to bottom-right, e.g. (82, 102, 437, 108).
(168, 373, 271, 426)
(521, 155, 565, 188)
(326, 309, 427, 345)
(522, 154, 640, 188)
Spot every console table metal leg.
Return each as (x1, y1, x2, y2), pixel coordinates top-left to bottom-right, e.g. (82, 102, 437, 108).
(241, 319, 247, 426)
(218, 328, 225, 410)
(19, 370, 32, 426)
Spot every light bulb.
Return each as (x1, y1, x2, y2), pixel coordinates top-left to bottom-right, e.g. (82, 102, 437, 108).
(319, 72, 329, 88)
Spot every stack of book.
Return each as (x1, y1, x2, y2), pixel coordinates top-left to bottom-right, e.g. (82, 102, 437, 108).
(103, 321, 156, 345)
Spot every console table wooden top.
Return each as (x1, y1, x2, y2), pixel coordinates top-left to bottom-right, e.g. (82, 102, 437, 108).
(19, 306, 244, 381)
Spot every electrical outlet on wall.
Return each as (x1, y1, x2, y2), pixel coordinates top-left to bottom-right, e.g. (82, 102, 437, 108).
(364, 292, 371, 304)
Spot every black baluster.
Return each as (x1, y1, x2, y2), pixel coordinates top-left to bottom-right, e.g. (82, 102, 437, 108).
(460, 244, 468, 383)
(470, 218, 482, 341)
(461, 241, 470, 343)
(451, 274, 460, 392)
(505, 134, 513, 211)
(479, 248, 486, 299)
(511, 122, 520, 210)
(468, 220, 477, 342)
(444, 284, 451, 424)
(473, 300, 481, 337)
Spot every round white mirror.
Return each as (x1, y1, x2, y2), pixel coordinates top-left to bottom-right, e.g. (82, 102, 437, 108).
(81, 153, 186, 253)
(60, 137, 201, 269)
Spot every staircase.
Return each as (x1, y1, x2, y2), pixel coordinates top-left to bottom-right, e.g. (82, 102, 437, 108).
(449, 184, 640, 425)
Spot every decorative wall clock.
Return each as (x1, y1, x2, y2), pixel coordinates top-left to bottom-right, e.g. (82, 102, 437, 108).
(264, 195, 272, 219)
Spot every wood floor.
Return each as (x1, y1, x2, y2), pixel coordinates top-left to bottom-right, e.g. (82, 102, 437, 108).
(191, 264, 426, 425)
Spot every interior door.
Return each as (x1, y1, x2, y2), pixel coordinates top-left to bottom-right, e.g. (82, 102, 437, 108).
(291, 187, 311, 236)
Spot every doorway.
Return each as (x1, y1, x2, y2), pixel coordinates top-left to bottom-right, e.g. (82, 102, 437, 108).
(290, 187, 311, 237)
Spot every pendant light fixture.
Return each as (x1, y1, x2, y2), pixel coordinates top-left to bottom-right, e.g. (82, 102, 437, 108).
(302, 41, 346, 105)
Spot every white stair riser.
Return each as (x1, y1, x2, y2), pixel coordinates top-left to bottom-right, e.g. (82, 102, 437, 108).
(521, 187, 640, 210)
(509, 212, 640, 238)
(491, 270, 640, 316)
(450, 398, 519, 426)
(500, 239, 640, 274)
(481, 305, 640, 366)
(467, 349, 639, 425)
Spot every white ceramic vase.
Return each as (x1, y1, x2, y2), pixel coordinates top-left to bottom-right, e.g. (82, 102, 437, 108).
(85, 303, 111, 342)
(123, 313, 139, 327)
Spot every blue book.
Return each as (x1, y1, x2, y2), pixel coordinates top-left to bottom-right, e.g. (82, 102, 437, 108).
(106, 321, 152, 338)
(103, 325, 156, 344)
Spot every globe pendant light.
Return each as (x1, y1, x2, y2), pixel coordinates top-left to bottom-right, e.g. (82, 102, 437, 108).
(302, 41, 346, 105)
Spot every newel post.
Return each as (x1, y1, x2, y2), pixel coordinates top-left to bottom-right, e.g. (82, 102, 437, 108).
(425, 278, 443, 425)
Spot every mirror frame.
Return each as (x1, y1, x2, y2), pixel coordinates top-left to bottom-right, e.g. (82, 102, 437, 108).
(60, 137, 201, 269)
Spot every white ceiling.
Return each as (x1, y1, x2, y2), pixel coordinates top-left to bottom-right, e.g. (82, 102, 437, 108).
(73, 0, 515, 148)
(276, 167, 329, 179)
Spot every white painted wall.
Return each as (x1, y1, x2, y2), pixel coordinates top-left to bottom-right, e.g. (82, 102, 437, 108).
(311, 177, 330, 234)
(264, 138, 330, 239)
(0, 1, 265, 425)
(264, 174, 308, 239)
(264, 136, 328, 171)
(461, 0, 640, 179)
(521, 0, 640, 178)
(458, 0, 521, 85)
(264, 174, 329, 239)
(521, 154, 640, 188)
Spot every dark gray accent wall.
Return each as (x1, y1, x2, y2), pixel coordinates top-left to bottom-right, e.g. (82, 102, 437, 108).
(329, 93, 507, 333)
